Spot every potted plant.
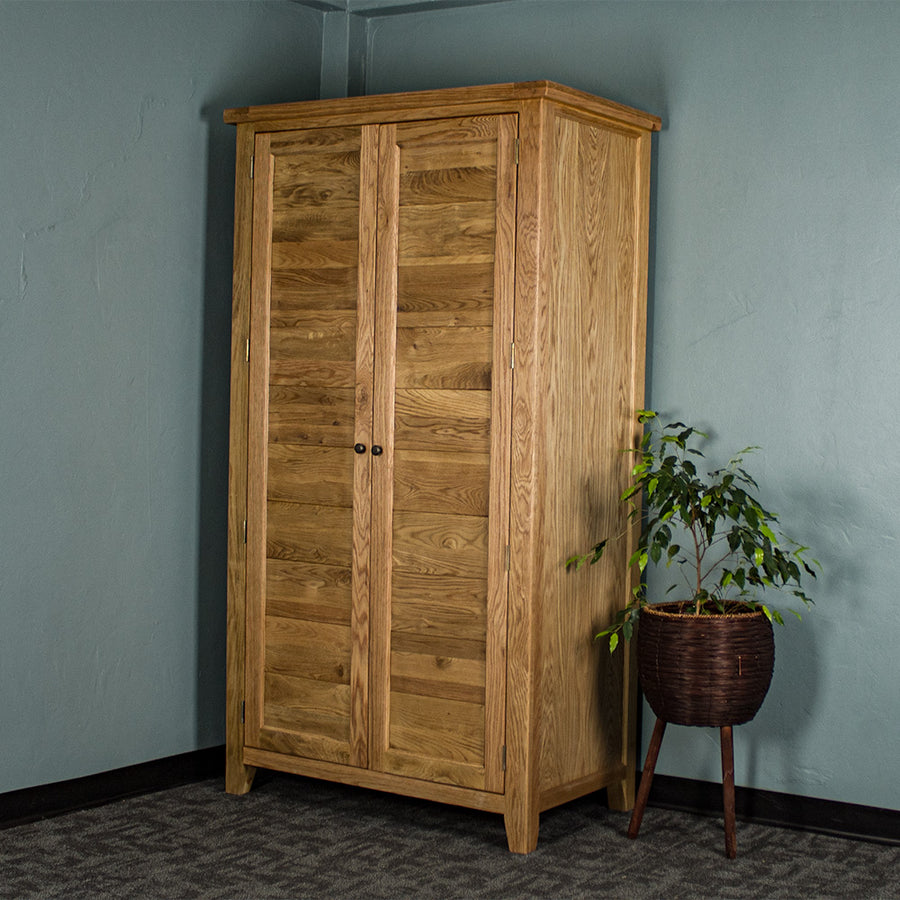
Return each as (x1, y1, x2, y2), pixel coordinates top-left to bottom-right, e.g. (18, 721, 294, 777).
(566, 410, 818, 857)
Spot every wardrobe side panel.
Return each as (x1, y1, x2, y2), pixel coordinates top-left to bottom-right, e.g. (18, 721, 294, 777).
(226, 123, 257, 795)
(536, 109, 649, 795)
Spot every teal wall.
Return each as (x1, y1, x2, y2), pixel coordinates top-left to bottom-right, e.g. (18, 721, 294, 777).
(3, 0, 897, 817)
(0, 0, 322, 794)
(356, 0, 900, 812)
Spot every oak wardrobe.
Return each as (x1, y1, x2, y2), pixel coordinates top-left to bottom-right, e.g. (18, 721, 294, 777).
(224, 81, 660, 853)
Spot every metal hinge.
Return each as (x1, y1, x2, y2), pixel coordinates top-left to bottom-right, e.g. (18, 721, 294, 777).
(501, 745, 507, 771)
(514, 139, 519, 165)
(241, 701, 245, 724)
(245, 338, 250, 363)
(510, 342, 515, 369)
(249, 155, 254, 179)
(243, 520, 247, 544)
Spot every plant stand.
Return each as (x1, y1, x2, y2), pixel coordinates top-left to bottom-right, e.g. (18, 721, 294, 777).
(627, 717, 738, 859)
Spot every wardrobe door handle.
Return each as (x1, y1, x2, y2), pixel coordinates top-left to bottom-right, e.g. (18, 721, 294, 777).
(354, 443, 367, 454)
(371, 445, 383, 456)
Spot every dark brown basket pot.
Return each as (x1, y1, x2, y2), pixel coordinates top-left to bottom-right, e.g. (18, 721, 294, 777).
(636, 602, 775, 727)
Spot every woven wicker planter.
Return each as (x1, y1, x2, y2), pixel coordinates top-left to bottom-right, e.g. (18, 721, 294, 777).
(637, 602, 775, 727)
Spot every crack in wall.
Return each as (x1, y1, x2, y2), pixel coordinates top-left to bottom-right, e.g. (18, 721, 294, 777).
(16, 92, 166, 305)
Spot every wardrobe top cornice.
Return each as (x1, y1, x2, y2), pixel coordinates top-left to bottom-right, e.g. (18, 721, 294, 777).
(223, 80, 662, 134)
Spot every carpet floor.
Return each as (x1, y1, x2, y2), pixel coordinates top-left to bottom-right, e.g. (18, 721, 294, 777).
(1, 772, 897, 899)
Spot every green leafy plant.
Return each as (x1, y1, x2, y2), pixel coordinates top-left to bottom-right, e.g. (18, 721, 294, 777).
(566, 410, 819, 652)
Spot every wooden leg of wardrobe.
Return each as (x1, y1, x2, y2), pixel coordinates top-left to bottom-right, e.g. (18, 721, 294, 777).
(225, 745, 256, 795)
(720, 725, 737, 859)
(628, 717, 666, 839)
(504, 803, 540, 854)
(606, 770, 636, 812)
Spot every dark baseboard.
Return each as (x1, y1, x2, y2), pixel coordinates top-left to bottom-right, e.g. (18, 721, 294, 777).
(2, 748, 897, 846)
(0, 745, 225, 830)
(643, 772, 900, 846)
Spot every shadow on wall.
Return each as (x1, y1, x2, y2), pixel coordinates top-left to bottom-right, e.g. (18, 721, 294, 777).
(751, 479, 862, 793)
(194, 103, 238, 748)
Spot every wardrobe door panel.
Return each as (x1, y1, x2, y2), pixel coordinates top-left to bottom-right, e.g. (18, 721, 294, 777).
(370, 115, 517, 793)
(245, 126, 375, 769)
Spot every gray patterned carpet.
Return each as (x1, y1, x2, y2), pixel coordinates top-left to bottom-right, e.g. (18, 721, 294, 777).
(1, 772, 898, 899)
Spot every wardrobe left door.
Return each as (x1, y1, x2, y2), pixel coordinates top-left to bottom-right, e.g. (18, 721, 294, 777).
(244, 126, 378, 769)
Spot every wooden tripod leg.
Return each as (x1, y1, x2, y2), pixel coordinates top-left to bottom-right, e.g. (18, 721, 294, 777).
(720, 725, 737, 859)
(628, 717, 667, 839)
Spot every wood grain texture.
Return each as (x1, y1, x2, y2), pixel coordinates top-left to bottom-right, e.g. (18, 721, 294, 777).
(392, 510, 489, 578)
(368, 122, 401, 778)
(390, 650, 486, 704)
(349, 123, 380, 770)
(503, 100, 546, 854)
(533, 108, 648, 809)
(395, 326, 491, 390)
(267, 443, 353, 506)
(243, 746, 505, 812)
(266, 500, 354, 566)
(268, 311, 357, 358)
(398, 203, 496, 266)
(263, 671, 351, 739)
(388, 693, 485, 765)
(223, 80, 662, 133)
(397, 262, 494, 326)
(393, 449, 489, 516)
(264, 616, 352, 683)
(367, 115, 514, 794)
(271, 266, 358, 310)
(226, 84, 658, 849)
(393, 389, 491, 452)
(244, 126, 369, 769)
(267, 385, 356, 446)
(256, 729, 352, 767)
(483, 112, 518, 794)
(244, 133, 276, 754)
(225, 122, 257, 795)
(266, 559, 351, 624)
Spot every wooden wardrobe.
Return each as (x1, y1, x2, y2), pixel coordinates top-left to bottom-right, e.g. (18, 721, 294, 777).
(224, 81, 660, 853)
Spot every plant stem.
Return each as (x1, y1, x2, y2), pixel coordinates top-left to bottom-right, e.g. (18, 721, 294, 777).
(689, 509, 703, 614)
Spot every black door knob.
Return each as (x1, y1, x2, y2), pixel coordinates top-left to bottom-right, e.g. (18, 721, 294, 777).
(371, 445, 383, 456)
(354, 443, 366, 454)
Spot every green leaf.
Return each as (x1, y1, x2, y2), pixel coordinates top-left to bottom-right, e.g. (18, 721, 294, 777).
(608, 633, 620, 654)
